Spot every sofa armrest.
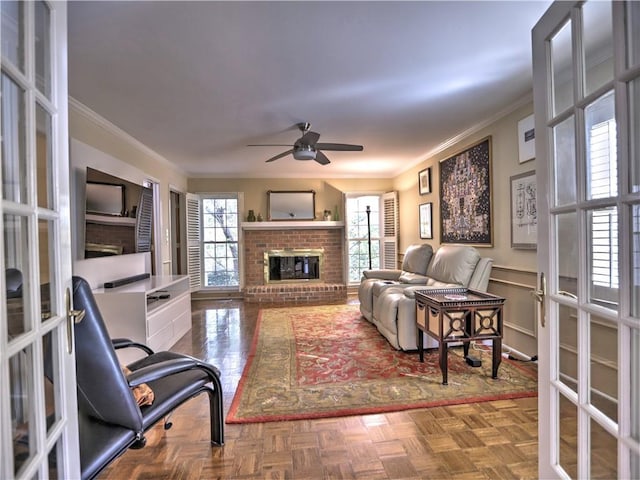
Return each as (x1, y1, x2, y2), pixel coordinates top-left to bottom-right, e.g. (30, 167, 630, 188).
(467, 257, 494, 292)
(362, 269, 402, 281)
(397, 272, 429, 284)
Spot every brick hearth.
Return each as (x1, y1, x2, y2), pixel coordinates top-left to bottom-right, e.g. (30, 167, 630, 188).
(243, 223, 347, 303)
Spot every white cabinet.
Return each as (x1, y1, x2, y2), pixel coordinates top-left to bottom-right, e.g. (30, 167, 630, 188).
(92, 275, 191, 363)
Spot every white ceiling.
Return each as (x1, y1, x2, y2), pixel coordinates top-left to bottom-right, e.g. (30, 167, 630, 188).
(67, 1, 551, 179)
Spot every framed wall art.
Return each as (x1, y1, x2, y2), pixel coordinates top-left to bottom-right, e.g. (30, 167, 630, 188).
(419, 203, 433, 239)
(418, 167, 431, 195)
(510, 170, 537, 249)
(517, 114, 535, 163)
(439, 137, 492, 246)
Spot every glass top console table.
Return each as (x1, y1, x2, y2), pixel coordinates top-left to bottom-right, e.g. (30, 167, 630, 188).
(414, 288, 506, 385)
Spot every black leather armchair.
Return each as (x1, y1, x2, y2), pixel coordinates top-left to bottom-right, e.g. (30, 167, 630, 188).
(72, 276, 224, 480)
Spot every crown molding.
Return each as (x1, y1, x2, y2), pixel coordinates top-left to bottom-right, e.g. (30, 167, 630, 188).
(68, 96, 188, 176)
(401, 92, 534, 174)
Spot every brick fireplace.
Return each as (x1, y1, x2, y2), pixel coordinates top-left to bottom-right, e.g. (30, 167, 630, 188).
(243, 222, 347, 303)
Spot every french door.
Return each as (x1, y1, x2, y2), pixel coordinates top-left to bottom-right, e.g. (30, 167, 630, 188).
(533, 1, 639, 478)
(1, 2, 80, 478)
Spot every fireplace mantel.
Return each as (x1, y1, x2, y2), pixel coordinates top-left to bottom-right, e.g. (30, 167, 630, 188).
(241, 221, 344, 230)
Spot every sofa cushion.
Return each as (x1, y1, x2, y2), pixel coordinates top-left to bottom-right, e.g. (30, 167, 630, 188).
(401, 244, 433, 275)
(398, 272, 429, 284)
(425, 245, 480, 286)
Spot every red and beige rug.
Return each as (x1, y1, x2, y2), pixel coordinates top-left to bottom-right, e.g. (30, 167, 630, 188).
(226, 304, 537, 424)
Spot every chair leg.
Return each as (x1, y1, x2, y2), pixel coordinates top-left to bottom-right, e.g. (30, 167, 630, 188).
(206, 377, 224, 446)
(130, 435, 147, 449)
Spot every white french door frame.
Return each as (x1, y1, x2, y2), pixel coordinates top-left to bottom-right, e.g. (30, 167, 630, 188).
(533, 1, 640, 478)
(1, 1, 80, 478)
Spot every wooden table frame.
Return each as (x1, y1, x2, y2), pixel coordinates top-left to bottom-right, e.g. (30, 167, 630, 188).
(414, 288, 505, 385)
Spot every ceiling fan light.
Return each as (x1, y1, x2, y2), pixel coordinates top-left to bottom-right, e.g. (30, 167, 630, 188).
(293, 147, 317, 161)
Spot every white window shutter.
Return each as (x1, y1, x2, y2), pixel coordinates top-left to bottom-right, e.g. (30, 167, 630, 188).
(135, 187, 154, 253)
(186, 193, 202, 291)
(381, 191, 398, 269)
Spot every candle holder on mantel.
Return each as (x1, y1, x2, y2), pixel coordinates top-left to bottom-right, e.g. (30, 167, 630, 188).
(323, 210, 332, 221)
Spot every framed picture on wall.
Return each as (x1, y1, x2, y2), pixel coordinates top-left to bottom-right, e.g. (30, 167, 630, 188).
(518, 114, 535, 163)
(419, 203, 433, 239)
(418, 167, 431, 195)
(439, 137, 493, 246)
(510, 170, 537, 249)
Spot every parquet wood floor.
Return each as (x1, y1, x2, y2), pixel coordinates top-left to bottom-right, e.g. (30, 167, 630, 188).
(100, 298, 540, 479)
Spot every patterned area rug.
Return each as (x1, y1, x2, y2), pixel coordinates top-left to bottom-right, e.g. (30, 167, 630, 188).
(226, 304, 537, 423)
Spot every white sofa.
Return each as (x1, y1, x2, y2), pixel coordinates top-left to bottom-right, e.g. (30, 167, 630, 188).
(359, 245, 493, 351)
(358, 243, 434, 321)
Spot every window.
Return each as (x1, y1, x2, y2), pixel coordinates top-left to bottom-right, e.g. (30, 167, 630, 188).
(202, 195, 239, 288)
(346, 195, 381, 283)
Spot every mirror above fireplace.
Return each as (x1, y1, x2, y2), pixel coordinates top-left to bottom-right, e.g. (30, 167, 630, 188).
(267, 190, 315, 220)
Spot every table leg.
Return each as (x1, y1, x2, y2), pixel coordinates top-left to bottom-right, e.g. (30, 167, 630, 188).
(492, 338, 502, 379)
(418, 329, 424, 363)
(439, 342, 448, 385)
(463, 340, 470, 358)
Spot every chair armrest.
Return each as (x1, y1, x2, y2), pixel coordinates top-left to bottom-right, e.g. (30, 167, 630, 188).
(112, 338, 154, 356)
(362, 269, 402, 280)
(125, 357, 221, 387)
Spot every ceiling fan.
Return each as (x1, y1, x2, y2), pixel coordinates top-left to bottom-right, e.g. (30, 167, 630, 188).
(248, 122, 363, 165)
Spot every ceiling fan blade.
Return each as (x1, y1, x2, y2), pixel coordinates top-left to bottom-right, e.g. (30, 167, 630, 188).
(247, 144, 294, 147)
(315, 143, 363, 151)
(314, 150, 331, 165)
(299, 131, 320, 146)
(265, 149, 294, 163)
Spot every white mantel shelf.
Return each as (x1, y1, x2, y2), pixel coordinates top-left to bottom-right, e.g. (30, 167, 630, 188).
(241, 221, 344, 230)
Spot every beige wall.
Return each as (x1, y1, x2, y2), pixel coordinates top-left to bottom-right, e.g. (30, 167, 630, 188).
(392, 103, 537, 268)
(188, 177, 393, 221)
(69, 103, 188, 271)
(392, 102, 538, 357)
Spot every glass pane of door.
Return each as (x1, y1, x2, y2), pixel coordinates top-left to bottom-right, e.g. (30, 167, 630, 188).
(590, 419, 617, 479)
(1, 73, 27, 203)
(557, 212, 578, 296)
(585, 91, 617, 201)
(632, 79, 640, 194)
(4, 214, 31, 338)
(589, 315, 617, 422)
(34, 1, 50, 98)
(1, 2, 79, 478)
(582, 1, 613, 96)
(554, 116, 577, 206)
(628, 2, 640, 68)
(558, 305, 578, 393)
(559, 393, 578, 478)
(552, 20, 574, 115)
(1, 1, 25, 72)
(632, 204, 640, 316)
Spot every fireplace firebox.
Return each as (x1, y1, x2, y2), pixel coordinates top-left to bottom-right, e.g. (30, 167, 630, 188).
(264, 248, 324, 283)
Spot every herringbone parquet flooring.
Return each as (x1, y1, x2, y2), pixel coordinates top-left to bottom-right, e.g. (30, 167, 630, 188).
(100, 298, 541, 480)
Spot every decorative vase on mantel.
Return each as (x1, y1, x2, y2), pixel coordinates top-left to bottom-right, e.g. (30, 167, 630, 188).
(257, 213, 263, 222)
(247, 210, 256, 222)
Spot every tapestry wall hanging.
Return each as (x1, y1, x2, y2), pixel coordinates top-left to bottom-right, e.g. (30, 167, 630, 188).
(439, 137, 493, 246)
